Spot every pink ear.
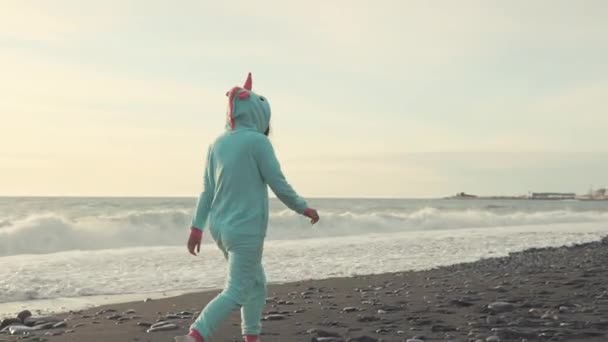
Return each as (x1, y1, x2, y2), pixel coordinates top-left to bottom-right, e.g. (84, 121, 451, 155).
(243, 72, 253, 90)
(238, 90, 250, 99)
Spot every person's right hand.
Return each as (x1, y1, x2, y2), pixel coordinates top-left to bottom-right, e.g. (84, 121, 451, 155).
(303, 208, 320, 224)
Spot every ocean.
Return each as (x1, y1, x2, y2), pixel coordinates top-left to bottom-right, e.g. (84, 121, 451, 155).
(1, 197, 607, 315)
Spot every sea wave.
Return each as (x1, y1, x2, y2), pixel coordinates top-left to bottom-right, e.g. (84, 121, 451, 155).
(1, 207, 608, 256)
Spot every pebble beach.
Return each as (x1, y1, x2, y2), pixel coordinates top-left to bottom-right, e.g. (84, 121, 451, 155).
(3, 237, 608, 342)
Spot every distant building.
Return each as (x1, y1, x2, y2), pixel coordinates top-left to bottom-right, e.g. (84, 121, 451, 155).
(527, 192, 576, 200)
(453, 192, 477, 199)
(593, 188, 606, 198)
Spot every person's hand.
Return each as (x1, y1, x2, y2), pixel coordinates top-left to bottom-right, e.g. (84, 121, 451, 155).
(188, 227, 203, 256)
(303, 208, 320, 224)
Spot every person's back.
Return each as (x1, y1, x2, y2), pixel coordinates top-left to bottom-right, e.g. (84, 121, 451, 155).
(208, 130, 271, 238)
(177, 73, 319, 342)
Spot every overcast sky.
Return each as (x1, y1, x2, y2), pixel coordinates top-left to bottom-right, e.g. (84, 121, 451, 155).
(1, 0, 607, 197)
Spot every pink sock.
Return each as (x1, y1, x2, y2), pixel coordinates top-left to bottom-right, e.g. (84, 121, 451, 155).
(188, 329, 204, 342)
(244, 335, 259, 342)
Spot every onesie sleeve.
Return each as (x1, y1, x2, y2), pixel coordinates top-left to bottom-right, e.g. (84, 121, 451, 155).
(191, 145, 216, 231)
(254, 137, 308, 214)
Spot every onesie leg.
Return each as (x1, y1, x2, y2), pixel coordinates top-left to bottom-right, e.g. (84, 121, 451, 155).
(241, 262, 267, 336)
(191, 236, 264, 339)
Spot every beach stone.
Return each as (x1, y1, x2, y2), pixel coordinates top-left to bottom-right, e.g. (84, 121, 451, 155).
(486, 315, 499, 325)
(450, 299, 475, 307)
(150, 321, 172, 328)
(137, 322, 152, 327)
(107, 314, 122, 320)
(487, 302, 515, 313)
(491, 327, 536, 339)
(125, 309, 137, 314)
(342, 307, 358, 313)
(406, 339, 424, 342)
(44, 331, 63, 336)
(486, 337, 500, 342)
(347, 336, 378, 342)
(356, 315, 379, 322)
(24, 317, 60, 327)
(541, 311, 559, 320)
(52, 321, 67, 329)
(23, 316, 40, 326)
(263, 314, 287, 321)
(96, 309, 116, 315)
(146, 323, 178, 333)
(34, 322, 55, 330)
(307, 329, 342, 338)
(0, 318, 22, 329)
(312, 338, 344, 342)
(9, 325, 37, 335)
(17, 310, 32, 322)
(144, 298, 152, 302)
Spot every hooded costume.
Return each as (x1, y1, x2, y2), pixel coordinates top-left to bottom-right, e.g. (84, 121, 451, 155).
(189, 73, 308, 339)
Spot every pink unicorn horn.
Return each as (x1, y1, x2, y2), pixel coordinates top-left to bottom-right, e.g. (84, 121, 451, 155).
(243, 72, 253, 90)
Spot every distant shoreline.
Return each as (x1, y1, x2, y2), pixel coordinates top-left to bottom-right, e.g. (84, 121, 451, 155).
(445, 196, 608, 201)
(446, 190, 608, 201)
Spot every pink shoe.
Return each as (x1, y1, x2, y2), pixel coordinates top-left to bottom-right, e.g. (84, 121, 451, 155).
(175, 329, 204, 342)
(174, 336, 196, 342)
(244, 335, 260, 342)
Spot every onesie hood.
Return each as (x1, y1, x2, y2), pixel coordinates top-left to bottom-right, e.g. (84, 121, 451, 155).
(225, 73, 271, 134)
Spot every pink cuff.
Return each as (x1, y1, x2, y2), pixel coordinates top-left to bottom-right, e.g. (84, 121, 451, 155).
(190, 227, 203, 240)
(188, 329, 204, 342)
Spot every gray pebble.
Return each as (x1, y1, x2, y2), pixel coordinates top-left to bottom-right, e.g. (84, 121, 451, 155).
(146, 323, 178, 333)
(17, 310, 32, 323)
(487, 302, 515, 313)
(347, 336, 378, 342)
(52, 321, 67, 329)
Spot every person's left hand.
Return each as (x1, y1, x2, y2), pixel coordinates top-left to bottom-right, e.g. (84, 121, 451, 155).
(188, 227, 203, 256)
(303, 208, 320, 224)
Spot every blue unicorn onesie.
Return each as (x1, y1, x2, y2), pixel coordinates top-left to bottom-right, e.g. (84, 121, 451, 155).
(176, 73, 319, 342)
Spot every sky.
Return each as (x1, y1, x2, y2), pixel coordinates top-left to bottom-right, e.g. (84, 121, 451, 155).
(1, 0, 607, 198)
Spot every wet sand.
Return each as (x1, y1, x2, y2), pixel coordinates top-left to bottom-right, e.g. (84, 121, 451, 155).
(2, 237, 608, 342)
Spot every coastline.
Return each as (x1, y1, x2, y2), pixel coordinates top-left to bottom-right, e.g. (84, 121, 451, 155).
(3, 236, 608, 341)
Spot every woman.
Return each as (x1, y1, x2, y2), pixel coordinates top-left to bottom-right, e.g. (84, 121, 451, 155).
(175, 73, 319, 342)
